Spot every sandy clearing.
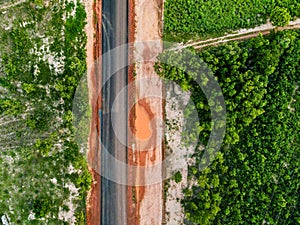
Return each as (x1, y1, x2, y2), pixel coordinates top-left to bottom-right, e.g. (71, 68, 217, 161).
(163, 85, 198, 225)
(128, 0, 164, 224)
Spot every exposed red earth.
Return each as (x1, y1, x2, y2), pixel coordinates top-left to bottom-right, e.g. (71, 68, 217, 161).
(127, 0, 137, 223)
(85, 0, 102, 223)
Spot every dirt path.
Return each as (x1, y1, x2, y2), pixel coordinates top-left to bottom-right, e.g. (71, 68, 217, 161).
(172, 19, 300, 50)
(84, 0, 102, 223)
(127, 0, 164, 224)
(0, 0, 27, 10)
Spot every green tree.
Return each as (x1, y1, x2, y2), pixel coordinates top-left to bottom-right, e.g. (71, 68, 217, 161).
(270, 6, 292, 27)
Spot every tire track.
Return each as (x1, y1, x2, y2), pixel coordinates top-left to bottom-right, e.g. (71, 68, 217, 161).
(170, 19, 300, 50)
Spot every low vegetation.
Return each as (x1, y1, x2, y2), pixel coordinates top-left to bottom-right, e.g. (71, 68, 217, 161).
(0, 0, 91, 223)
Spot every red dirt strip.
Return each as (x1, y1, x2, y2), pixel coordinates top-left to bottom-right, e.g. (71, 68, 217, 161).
(86, 0, 102, 224)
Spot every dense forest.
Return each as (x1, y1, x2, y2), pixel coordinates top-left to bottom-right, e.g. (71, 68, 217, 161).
(0, 0, 91, 224)
(163, 0, 300, 41)
(156, 30, 300, 224)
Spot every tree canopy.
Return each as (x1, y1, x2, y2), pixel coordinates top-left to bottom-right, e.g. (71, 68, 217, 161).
(156, 30, 300, 224)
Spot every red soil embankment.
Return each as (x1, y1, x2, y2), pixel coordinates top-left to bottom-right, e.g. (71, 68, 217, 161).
(127, 0, 137, 223)
(86, 0, 102, 224)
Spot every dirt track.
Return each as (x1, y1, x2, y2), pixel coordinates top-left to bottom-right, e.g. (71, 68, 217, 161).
(173, 19, 300, 50)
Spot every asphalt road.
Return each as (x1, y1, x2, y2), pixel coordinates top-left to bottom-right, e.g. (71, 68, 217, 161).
(101, 0, 128, 224)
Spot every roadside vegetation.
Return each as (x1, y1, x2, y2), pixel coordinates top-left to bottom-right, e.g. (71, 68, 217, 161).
(156, 30, 300, 224)
(163, 0, 300, 41)
(0, 0, 91, 224)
